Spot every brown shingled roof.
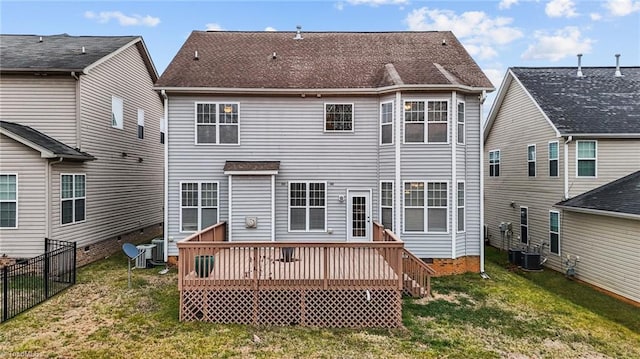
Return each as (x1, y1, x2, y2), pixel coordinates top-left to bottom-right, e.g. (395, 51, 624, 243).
(156, 31, 493, 90)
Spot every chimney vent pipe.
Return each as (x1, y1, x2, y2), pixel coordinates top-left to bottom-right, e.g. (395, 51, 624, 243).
(615, 54, 622, 77)
(576, 54, 583, 77)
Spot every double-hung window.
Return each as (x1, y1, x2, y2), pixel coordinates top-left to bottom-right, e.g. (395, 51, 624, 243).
(489, 150, 500, 177)
(195, 103, 239, 144)
(404, 181, 448, 233)
(180, 182, 218, 232)
(577, 140, 597, 177)
(380, 102, 393, 145)
(380, 181, 393, 230)
(404, 101, 425, 143)
(549, 211, 560, 255)
(404, 182, 424, 232)
(427, 182, 448, 232)
(0, 174, 17, 228)
(528, 145, 536, 177)
(549, 141, 559, 177)
(61, 174, 85, 225)
(520, 207, 528, 244)
(457, 101, 465, 145)
(137, 109, 145, 139)
(404, 100, 449, 143)
(457, 181, 465, 232)
(289, 182, 326, 231)
(325, 103, 353, 132)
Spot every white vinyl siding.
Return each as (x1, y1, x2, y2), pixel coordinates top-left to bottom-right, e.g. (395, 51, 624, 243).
(324, 103, 353, 132)
(380, 181, 393, 230)
(528, 144, 536, 177)
(404, 100, 449, 143)
(380, 102, 393, 145)
(549, 211, 560, 255)
(111, 96, 123, 129)
(457, 181, 465, 232)
(180, 182, 218, 232)
(489, 149, 500, 177)
(549, 141, 559, 177)
(195, 102, 239, 144)
(61, 174, 86, 225)
(577, 140, 597, 177)
(137, 108, 145, 139)
(457, 101, 465, 145)
(0, 174, 17, 228)
(289, 181, 326, 232)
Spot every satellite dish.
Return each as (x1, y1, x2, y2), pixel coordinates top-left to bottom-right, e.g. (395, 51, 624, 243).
(123, 243, 138, 259)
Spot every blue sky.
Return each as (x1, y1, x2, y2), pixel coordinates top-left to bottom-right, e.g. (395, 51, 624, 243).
(2, 0, 639, 109)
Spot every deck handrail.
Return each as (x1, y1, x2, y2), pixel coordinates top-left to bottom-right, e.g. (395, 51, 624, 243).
(402, 248, 436, 297)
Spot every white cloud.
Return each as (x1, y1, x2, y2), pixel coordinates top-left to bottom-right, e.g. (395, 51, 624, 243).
(347, 0, 408, 6)
(482, 68, 506, 88)
(499, 0, 519, 10)
(205, 23, 224, 31)
(545, 0, 578, 18)
(590, 12, 602, 20)
(264, 26, 277, 32)
(521, 26, 593, 62)
(405, 8, 523, 60)
(604, 0, 640, 16)
(335, 2, 345, 10)
(84, 10, 160, 27)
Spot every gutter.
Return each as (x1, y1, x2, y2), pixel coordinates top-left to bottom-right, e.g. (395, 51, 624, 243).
(479, 90, 486, 274)
(564, 136, 572, 199)
(554, 205, 640, 221)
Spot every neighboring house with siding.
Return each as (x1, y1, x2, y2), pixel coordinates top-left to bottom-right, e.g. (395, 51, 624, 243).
(0, 34, 164, 265)
(484, 66, 640, 304)
(155, 30, 494, 275)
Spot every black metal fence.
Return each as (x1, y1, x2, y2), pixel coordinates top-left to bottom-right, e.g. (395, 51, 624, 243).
(1, 239, 76, 323)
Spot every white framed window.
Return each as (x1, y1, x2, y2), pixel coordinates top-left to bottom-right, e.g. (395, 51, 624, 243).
(489, 150, 500, 177)
(404, 181, 424, 232)
(520, 206, 528, 244)
(457, 101, 465, 145)
(427, 182, 448, 233)
(0, 174, 17, 228)
(195, 102, 239, 144)
(457, 181, 465, 232)
(180, 182, 218, 232)
(325, 103, 353, 132)
(61, 174, 85, 225)
(403, 100, 449, 143)
(160, 117, 166, 144)
(137, 109, 145, 139)
(528, 144, 536, 177)
(380, 181, 393, 230)
(111, 96, 123, 129)
(577, 140, 597, 177)
(403, 181, 448, 233)
(549, 141, 559, 177)
(289, 182, 326, 232)
(380, 102, 393, 145)
(549, 211, 560, 255)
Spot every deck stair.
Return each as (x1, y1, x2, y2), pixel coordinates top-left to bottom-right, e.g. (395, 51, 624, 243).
(401, 249, 436, 298)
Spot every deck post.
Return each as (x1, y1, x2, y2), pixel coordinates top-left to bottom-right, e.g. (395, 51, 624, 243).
(323, 246, 329, 290)
(397, 247, 403, 291)
(253, 247, 259, 325)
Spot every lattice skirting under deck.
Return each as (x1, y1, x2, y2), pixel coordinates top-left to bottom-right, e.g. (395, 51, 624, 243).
(180, 288, 402, 328)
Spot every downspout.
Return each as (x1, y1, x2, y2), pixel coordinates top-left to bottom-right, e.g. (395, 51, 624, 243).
(394, 91, 402, 238)
(47, 158, 64, 239)
(161, 90, 169, 262)
(564, 136, 572, 199)
(71, 72, 81, 150)
(451, 91, 457, 260)
(479, 90, 486, 274)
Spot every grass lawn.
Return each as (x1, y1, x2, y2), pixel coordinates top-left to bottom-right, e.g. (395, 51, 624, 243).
(1, 245, 638, 358)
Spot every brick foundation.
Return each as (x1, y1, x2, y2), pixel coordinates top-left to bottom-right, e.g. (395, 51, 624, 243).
(76, 223, 164, 267)
(167, 256, 179, 267)
(430, 256, 481, 276)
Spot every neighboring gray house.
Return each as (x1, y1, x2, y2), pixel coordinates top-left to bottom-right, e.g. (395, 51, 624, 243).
(155, 30, 494, 275)
(0, 34, 164, 265)
(484, 65, 640, 304)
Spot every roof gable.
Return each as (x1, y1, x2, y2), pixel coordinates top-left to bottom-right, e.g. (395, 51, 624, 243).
(156, 31, 493, 91)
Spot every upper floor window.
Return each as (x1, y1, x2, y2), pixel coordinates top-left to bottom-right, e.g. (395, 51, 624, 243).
(528, 144, 536, 177)
(549, 141, 559, 177)
(577, 140, 597, 177)
(111, 96, 123, 129)
(380, 181, 393, 230)
(325, 103, 353, 132)
(61, 174, 85, 225)
(0, 174, 17, 228)
(489, 150, 500, 177)
(137, 109, 145, 139)
(404, 100, 448, 143)
(457, 101, 465, 145)
(180, 182, 218, 232)
(289, 182, 326, 232)
(195, 103, 239, 144)
(380, 102, 393, 145)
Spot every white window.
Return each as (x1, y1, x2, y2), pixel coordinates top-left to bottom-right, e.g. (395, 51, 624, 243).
(180, 182, 218, 232)
(520, 207, 528, 244)
(380, 181, 393, 230)
(195, 102, 239, 144)
(137, 109, 145, 139)
(404, 181, 448, 233)
(404, 100, 449, 143)
(111, 96, 123, 129)
(404, 182, 424, 232)
(457, 181, 465, 232)
(528, 144, 536, 177)
(457, 101, 465, 145)
(577, 140, 597, 177)
(380, 102, 393, 145)
(61, 174, 85, 225)
(549, 211, 560, 255)
(325, 103, 353, 132)
(427, 182, 448, 232)
(489, 150, 500, 177)
(160, 117, 166, 144)
(289, 182, 326, 231)
(0, 174, 17, 228)
(549, 141, 559, 177)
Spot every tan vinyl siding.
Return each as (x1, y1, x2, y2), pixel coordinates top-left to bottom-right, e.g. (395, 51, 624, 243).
(230, 176, 272, 242)
(561, 212, 640, 303)
(0, 76, 77, 147)
(0, 136, 47, 257)
(484, 78, 565, 270)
